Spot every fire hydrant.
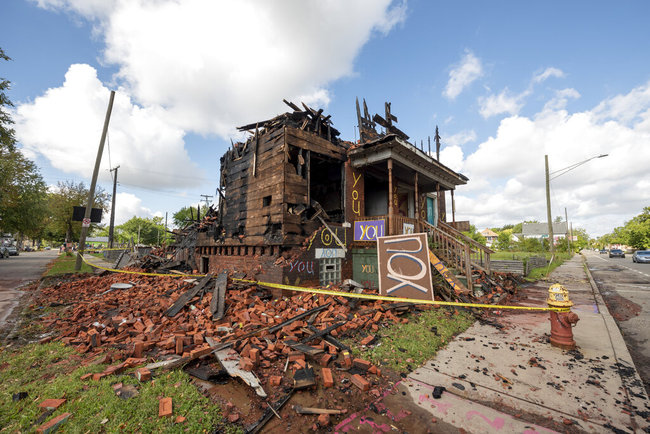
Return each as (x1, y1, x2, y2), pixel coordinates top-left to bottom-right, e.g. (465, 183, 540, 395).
(547, 284, 580, 349)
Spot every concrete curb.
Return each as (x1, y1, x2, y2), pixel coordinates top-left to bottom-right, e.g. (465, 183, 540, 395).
(580, 252, 650, 430)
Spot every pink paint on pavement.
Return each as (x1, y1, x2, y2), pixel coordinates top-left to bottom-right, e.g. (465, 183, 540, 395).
(466, 410, 506, 429)
(419, 394, 453, 414)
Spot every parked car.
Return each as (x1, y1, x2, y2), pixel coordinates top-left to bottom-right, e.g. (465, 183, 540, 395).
(632, 250, 650, 263)
(609, 249, 625, 258)
(599, 249, 608, 254)
(0, 245, 8, 258)
(7, 245, 18, 256)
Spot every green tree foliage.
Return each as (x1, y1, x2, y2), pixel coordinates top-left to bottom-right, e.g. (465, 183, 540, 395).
(116, 216, 166, 245)
(462, 225, 486, 245)
(605, 207, 650, 249)
(0, 48, 16, 152)
(44, 181, 109, 243)
(0, 47, 49, 239)
(496, 230, 512, 251)
(172, 205, 207, 228)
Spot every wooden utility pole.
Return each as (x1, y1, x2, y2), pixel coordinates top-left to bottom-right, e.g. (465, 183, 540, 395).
(75, 90, 115, 271)
(545, 155, 554, 253)
(565, 207, 571, 252)
(108, 165, 120, 248)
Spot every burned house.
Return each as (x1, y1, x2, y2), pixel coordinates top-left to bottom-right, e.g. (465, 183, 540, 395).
(195, 99, 489, 290)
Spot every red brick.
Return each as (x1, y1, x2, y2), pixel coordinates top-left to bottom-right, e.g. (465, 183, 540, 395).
(80, 373, 93, 381)
(318, 354, 333, 366)
(36, 412, 72, 433)
(249, 348, 260, 366)
(159, 397, 173, 417)
(350, 374, 370, 391)
(175, 335, 184, 355)
(38, 399, 66, 410)
(321, 368, 334, 388)
(239, 357, 254, 371)
(360, 335, 375, 346)
(175, 415, 186, 424)
(288, 352, 304, 362)
(318, 413, 331, 427)
(135, 368, 151, 382)
(342, 350, 352, 368)
(353, 358, 372, 371)
(190, 346, 212, 360)
(133, 341, 144, 358)
(269, 375, 282, 386)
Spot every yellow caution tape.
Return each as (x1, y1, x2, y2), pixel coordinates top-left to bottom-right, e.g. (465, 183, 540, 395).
(78, 254, 570, 312)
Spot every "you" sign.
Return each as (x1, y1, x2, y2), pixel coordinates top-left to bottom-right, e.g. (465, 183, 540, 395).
(377, 233, 434, 301)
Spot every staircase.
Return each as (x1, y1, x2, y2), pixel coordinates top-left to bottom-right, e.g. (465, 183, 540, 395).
(421, 220, 493, 293)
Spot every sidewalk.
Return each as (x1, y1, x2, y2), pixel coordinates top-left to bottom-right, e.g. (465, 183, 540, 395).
(343, 254, 650, 433)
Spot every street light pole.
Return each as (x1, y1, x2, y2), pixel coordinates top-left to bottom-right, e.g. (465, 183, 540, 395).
(545, 155, 554, 252)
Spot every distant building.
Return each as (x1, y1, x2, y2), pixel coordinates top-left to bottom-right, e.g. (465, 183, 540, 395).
(522, 222, 568, 246)
(480, 229, 499, 247)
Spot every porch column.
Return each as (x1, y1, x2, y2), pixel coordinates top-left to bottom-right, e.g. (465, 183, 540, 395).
(388, 159, 394, 234)
(414, 172, 419, 229)
(451, 189, 456, 223)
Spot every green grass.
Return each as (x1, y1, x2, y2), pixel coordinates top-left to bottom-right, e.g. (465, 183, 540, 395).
(0, 342, 238, 433)
(346, 307, 475, 372)
(45, 253, 95, 276)
(526, 254, 572, 281)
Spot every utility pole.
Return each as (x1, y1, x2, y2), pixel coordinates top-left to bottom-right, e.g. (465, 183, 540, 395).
(75, 90, 115, 271)
(108, 165, 120, 248)
(200, 194, 213, 209)
(565, 207, 571, 252)
(545, 155, 554, 253)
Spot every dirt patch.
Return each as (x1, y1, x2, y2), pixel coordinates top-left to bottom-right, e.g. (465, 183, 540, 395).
(600, 291, 642, 322)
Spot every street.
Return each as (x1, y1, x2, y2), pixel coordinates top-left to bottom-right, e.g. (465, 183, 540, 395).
(584, 249, 650, 395)
(0, 250, 59, 328)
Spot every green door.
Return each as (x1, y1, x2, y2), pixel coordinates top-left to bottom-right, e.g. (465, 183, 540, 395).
(352, 248, 379, 290)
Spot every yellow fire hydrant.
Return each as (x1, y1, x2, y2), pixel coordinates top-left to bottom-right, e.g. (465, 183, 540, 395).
(547, 284, 580, 349)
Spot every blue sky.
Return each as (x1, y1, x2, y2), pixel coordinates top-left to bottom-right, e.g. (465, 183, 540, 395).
(3, 0, 650, 236)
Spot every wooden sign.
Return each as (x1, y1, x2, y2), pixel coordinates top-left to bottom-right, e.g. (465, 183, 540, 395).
(377, 233, 434, 301)
(354, 219, 385, 242)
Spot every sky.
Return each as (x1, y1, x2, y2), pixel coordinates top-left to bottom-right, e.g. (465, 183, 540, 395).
(2, 0, 649, 236)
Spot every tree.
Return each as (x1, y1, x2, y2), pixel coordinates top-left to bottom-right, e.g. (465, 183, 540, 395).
(462, 225, 486, 245)
(116, 216, 166, 245)
(172, 205, 207, 228)
(0, 47, 16, 152)
(0, 47, 49, 241)
(43, 181, 109, 244)
(496, 230, 512, 251)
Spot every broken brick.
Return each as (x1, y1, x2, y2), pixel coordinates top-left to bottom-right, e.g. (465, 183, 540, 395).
(321, 368, 334, 388)
(239, 357, 254, 371)
(135, 368, 151, 382)
(36, 412, 72, 434)
(360, 335, 375, 346)
(353, 358, 372, 371)
(350, 374, 370, 391)
(269, 375, 282, 386)
(318, 413, 331, 427)
(38, 399, 66, 411)
(159, 397, 173, 417)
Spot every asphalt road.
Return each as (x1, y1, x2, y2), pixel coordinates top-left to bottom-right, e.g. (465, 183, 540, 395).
(0, 250, 59, 327)
(584, 249, 650, 395)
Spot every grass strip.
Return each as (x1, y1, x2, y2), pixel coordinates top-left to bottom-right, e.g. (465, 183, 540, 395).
(346, 307, 475, 373)
(0, 342, 239, 433)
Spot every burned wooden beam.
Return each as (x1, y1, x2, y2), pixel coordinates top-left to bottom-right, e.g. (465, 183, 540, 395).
(300, 322, 345, 344)
(164, 274, 213, 317)
(284, 340, 323, 357)
(210, 271, 228, 321)
(268, 303, 331, 334)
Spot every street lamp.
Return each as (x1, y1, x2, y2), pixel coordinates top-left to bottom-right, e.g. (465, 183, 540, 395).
(545, 154, 608, 252)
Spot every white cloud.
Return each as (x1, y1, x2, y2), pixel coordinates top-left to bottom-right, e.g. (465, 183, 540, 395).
(533, 67, 565, 83)
(112, 192, 156, 225)
(444, 129, 477, 147)
(33, 0, 406, 137)
(542, 88, 580, 111)
(478, 66, 566, 119)
(15, 64, 202, 190)
(478, 88, 527, 118)
(444, 50, 483, 100)
(439, 145, 464, 172)
(456, 80, 650, 237)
